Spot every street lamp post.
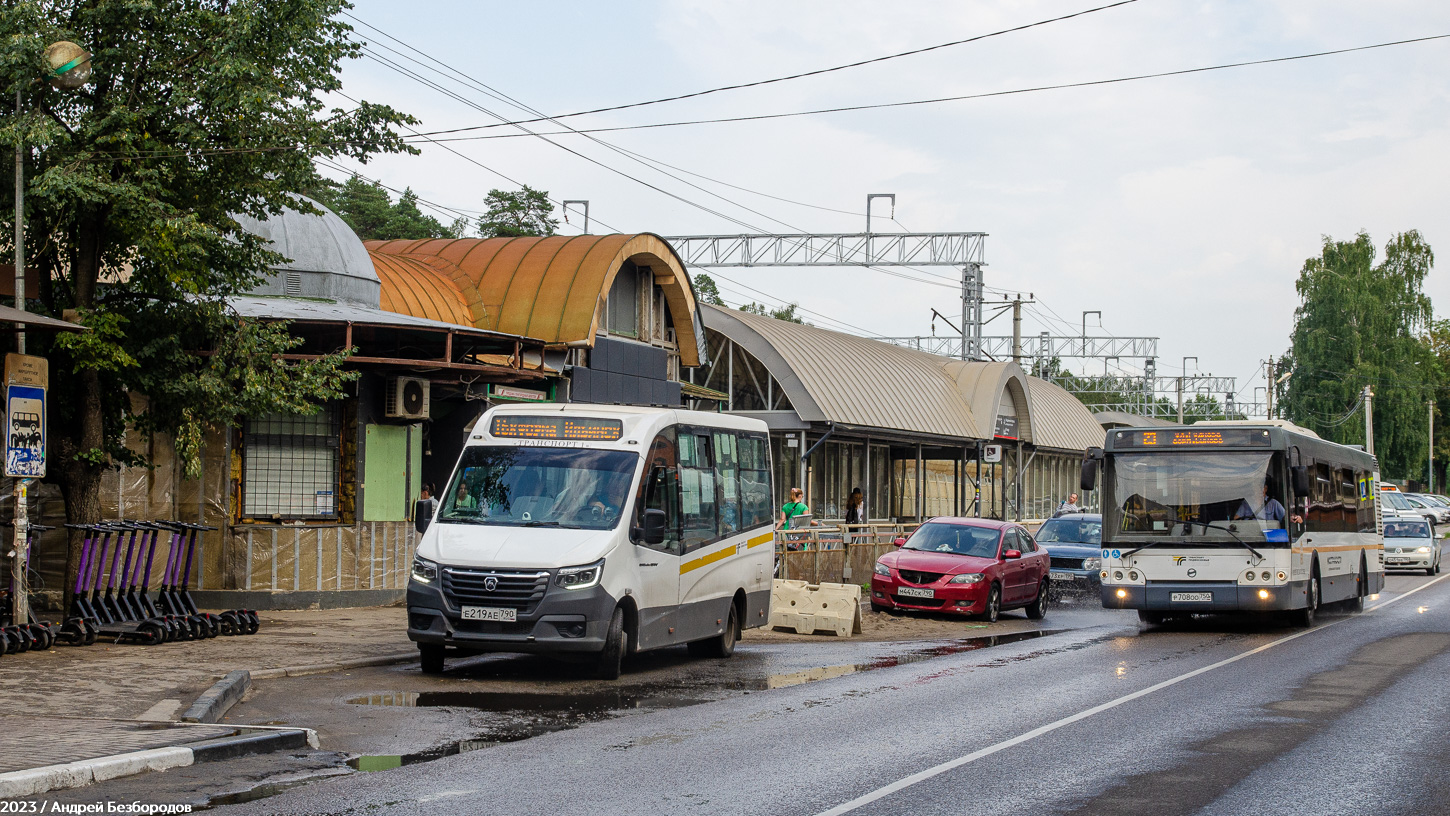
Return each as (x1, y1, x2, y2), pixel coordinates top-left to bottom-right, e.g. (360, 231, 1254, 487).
(10, 41, 91, 628)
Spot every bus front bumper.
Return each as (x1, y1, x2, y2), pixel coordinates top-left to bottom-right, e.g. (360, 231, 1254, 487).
(1101, 581, 1304, 612)
(406, 579, 618, 654)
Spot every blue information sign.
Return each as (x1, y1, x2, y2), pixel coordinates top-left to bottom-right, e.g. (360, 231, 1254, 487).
(6, 384, 45, 477)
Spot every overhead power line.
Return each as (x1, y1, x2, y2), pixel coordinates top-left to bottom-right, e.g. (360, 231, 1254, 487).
(342, 1, 1139, 129)
(407, 34, 1450, 142)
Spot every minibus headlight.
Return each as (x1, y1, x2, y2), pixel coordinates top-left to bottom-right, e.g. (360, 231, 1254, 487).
(874, 562, 891, 576)
(411, 556, 438, 584)
(556, 559, 605, 590)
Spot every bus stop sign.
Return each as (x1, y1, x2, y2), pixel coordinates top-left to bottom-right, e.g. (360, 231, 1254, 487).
(5, 354, 47, 478)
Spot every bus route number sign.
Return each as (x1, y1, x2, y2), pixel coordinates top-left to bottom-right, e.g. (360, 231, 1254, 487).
(491, 415, 624, 442)
(1117, 428, 1271, 448)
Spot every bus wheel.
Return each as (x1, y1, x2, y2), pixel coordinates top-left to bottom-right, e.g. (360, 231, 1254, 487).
(1137, 610, 1165, 625)
(594, 607, 626, 680)
(1293, 572, 1319, 627)
(690, 603, 739, 659)
(419, 644, 445, 675)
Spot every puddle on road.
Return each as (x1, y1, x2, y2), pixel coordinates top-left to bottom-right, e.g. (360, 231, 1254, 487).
(347, 627, 1069, 772)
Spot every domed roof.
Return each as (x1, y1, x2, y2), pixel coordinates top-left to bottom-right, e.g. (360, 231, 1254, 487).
(235, 195, 380, 306)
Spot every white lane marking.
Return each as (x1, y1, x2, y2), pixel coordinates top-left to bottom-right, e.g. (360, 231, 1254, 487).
(817, 572, 1450, 816)
(1367, 572, 1450, 612)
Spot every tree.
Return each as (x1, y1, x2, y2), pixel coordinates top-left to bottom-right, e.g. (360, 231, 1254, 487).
(3, 0, 414, 605)
(692, 274, 725, 306)
(739, 302, 806, 324)
(477, 185, 558, 237)
(1278, 231, 1436, 478)
(310, 176, 462, 240)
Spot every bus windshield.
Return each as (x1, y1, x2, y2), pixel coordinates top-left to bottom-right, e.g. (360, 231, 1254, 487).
(439, 446, 639, 531)
(1109, 452, 1287, 540)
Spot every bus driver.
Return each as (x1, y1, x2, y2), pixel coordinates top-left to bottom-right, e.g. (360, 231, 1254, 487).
(1234, 484, 1303, 525)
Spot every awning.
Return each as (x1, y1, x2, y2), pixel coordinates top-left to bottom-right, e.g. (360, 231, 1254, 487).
(681, 381, 728, 401)
(0, 304, 88, 332)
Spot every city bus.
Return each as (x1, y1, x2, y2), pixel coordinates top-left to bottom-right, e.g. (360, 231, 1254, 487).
(407, 404, 774, 679)
(1082, 420, 1383, 626)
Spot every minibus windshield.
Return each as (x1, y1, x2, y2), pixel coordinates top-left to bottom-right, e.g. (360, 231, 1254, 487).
(439, 446, 639, 530)
(1108, 452, 1287, 540)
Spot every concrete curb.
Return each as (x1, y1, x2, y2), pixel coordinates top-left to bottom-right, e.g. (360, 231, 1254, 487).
(182, 670, 251, 724)
(0, 727, 317, 799)
(249, 650, 417, 680)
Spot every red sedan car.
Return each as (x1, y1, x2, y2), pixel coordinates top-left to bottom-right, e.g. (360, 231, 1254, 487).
(870, 518, 1050, 622)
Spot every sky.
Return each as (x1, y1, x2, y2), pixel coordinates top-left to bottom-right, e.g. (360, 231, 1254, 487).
(328, 0, 1450, 413)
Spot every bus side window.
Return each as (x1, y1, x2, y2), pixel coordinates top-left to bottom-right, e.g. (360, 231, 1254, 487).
(714, 431, 741, 536)
(738, 434, 773, 529)
(680, 432, 718, 551)
(1338, 469, 1357, 534)
(1307, 462, 1333, 532)
(1357, 471, 1375, 533)
(633, 428, 680, 551)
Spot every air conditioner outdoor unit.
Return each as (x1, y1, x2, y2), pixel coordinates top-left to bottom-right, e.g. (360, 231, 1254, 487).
(385, 376, 430, 420)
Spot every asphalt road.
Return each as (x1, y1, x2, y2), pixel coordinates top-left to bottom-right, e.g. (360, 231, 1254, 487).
(202, 571, 1450, 816)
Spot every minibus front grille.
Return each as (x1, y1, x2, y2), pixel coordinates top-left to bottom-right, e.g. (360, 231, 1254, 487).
(443, 568, 550, 612)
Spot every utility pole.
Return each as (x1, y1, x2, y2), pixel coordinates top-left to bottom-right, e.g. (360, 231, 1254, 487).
(1430, 399, 1435, 493)
(1364, 385, 1375, 457)
(1266, 357, 1274, 419)
(561, 200, 590, 234)
(1012, 298, 1023, 365)
(961, 262, 983, 361)
(1177, 376, 1184, 424)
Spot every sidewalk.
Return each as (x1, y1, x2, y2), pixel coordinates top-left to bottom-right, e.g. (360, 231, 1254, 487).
(0, 606, 412, 795)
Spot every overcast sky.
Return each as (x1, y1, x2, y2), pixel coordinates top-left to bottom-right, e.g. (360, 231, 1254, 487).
(332, 0, 1450, 411)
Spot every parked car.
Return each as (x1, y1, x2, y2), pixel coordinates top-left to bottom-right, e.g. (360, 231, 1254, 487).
(1383, 519, 1441, 575)
(870, 518, 1049, 623)
(1406, 494, 1450, 525)
(1033, 513, 1102, 597)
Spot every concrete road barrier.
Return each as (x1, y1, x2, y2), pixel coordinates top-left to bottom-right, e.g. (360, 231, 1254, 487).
(768, 579, 863, 637)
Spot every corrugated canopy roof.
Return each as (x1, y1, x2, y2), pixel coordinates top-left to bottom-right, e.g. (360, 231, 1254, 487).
(366, 234, 706, 367)
(703, 304, 1104, 452)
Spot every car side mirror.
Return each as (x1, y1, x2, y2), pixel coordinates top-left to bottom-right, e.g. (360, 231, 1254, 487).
(642, 508, 667, 545)
(1292, 466, 1310, 498)
(1003, 549, 1022, 560)
(893, 537, 907, 547)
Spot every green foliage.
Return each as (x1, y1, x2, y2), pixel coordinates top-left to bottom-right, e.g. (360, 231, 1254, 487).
(693, 274, 726, 306)
(309, 175, 462, 240)
(1278, 231, 1436, 478)
(2, 1, 413, 494)
(740, 302, 806, 324)
(477, 185, 558, 237)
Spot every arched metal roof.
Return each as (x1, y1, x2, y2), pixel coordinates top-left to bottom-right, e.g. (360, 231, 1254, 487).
(366, 233, 706, 367)
(703, 304, 1103, 451)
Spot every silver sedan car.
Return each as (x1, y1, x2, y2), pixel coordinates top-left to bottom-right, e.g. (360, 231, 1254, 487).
(1383, 519, 1441, 575)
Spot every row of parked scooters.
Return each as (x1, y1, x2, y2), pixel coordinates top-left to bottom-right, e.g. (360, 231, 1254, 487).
(0, 520, 260, 651)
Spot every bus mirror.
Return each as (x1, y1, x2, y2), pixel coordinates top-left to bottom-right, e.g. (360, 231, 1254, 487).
(1292, 466, 1311, 497)
(1080, 459, 1098, 492)
(642, 509, 667, 545)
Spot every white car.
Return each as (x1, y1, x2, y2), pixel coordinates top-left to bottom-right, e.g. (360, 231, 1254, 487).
(1381, 490, 1437, 532)
(1407, 494, 1450, 525)
(1383, 518, 1440, 574)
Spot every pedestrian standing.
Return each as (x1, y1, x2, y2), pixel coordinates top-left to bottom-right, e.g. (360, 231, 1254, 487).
(777, 487, 815, 530)
(844, 487, 867, 525)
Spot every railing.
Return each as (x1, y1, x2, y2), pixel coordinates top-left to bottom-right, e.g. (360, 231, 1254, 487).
(775, 522, 919, 585)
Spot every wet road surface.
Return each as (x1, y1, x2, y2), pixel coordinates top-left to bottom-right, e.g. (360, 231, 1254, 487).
(40, 577, 1450, 813)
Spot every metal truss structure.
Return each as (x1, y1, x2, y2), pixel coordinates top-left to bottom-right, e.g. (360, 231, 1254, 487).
(664, 232, 987, 267)
(875, 334, 1160, 361)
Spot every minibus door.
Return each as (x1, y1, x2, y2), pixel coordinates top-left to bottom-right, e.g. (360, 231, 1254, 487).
(632, 431, 684, 651)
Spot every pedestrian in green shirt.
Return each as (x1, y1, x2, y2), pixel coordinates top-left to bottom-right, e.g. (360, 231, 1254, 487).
(777, 487, 816, 530)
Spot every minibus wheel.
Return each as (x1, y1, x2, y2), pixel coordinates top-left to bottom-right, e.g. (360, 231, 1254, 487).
(420, 644, 445, 675)
(689, 603, 739, 659)
(594, 608, 626, 680)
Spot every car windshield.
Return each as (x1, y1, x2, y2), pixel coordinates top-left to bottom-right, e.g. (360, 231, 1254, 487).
(1109, 452, 1286, 540)
(903, 523, 1002, 558)
(438, 446, 639, 531)
(1384, 521, 1431, 538)
(1036, 518, 1102, 545)
(1383, 492, 1414, 510)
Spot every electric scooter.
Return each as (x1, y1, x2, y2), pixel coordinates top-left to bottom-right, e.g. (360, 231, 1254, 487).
(70, 522, 168, 645)
(0, 523, 91, 649)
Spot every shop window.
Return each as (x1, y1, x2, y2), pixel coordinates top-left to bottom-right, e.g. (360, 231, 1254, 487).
(242, 409, 340, 520)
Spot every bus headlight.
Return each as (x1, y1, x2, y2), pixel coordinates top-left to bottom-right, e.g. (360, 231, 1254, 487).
(1115, 589, 1128, 599)
(1082, 558, 1101, 571)
(1261, 571, 1271, 581)
(556, 560, 605, 590)
(1114, 571, 1124, 580)
(1128, 571, 1139, 581)
(1244, 571, 1255, 582)
(1258, 589, 1270, 599)
(411, 556, 438, 584)
(1277, 571, 1287, 581)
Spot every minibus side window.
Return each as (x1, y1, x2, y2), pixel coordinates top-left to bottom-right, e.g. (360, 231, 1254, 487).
(738, 434, 773, 529)
(679, 432, 718, 551)
(633, 428, 681, 552)
(715, 431, 741, 536)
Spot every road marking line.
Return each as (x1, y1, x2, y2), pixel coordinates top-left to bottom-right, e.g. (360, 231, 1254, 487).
(818, 574, 1450, 815)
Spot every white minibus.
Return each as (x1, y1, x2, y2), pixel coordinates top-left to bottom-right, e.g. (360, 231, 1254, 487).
(407, 404, 775, 678)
